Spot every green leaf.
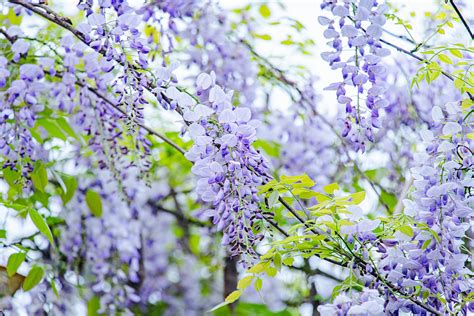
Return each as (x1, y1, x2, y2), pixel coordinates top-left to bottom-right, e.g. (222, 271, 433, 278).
(266, 266, 277, 277)
(7, 252, 26, 277)
(323, 183, 339, 194)
(253, 140, 280, 157)
(248, 261, 269, 274)
(51, 279, 60, 299)
(259, 4, 271, 19)
(282, 257, 294, 266)
(225, 290, 242, 303)
(268, 191, 279, 207)
(254, 278, 263, 292)
(87, 296, 101, 316)
(56, 117, 78, 140)
(0, 230, 6, 239)
(438, 53, 453, 64)
(274, 252, 282, 271)
(59, 175, 78, 205)
(349, 191, 365, 204)
(399, 225, 414, 238)
(449, 49, 463, 58)
(421, 239, 431, 250)
(23, 266, 44, 292)
(36, 118, 67, 141)
(254, 33, 272, 41)
(280, 174, 314, 188)
(31, 161, 48, 192)
(380, 190, 397, 212)
(1, 9, 23, 25)
(237, 276, 254, 290)
(86, 189, 103, 217)
(4, 167, 22, 194)
(29, 209, 55, 247)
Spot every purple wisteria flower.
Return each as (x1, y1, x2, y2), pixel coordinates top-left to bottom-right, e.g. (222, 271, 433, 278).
(320, 0, 390, 152)
(177, 72, 270, 256)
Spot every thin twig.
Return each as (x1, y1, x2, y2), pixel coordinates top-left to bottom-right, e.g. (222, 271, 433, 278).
(449, 0, 474, 39)
(0, 28, 16, 43)
(149, 203, 210, 227)
(74, 78, 186, 155)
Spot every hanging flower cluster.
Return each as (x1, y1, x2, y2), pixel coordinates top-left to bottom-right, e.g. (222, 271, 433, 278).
(328, 101, 473, 314)
(178, 72, 270, 256)
(1, 31, 47, 187)
(377, 101, 473, 314)
(319, 0, 390, 152)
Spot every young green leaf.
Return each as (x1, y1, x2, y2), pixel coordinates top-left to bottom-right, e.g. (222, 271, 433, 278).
(60, 175, 78, 205)
(438, 53, 453, 64)
(23, 266, 44, 292)
(51, 279, 60, 299)
(449, 49, 463, 58)
(323, 183, 339, 194)
(268, 190, 279, 207)
(86, 189, 103, 217)
(259, 4, 271, 19)
(87, 296, 101, 316)
(237, 275, 254, 290)
(225, 290, 242, 303)
(399, 225, 414, 238)
(29, 209, 56, 247)
(274, 252, 282, 271)
(31, 162, 48, 192)
(7, 252, 26, 277)
(254, 278, 263, 292)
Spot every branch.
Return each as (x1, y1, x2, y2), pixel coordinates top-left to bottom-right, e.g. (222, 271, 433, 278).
(359, 25, 474, 101)
(448, 0, 474, 39)
(148, 202, 210, 227)
(74, 78, 186, 155)
(0, 28, 187, 155)
(0, 28, 16, 43)
(289, 264, 345, 282)
(7, 0, 184, 113)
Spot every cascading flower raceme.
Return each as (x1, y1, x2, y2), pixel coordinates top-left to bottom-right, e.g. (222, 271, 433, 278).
(179, 72, 270, 257)
(319, 0, 390, 152)
(320, 100, 473, 314)
(377, 101, 473, 314)
(1, 31, 47, 189)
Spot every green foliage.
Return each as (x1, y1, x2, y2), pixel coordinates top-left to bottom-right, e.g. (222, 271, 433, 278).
(23, 266, 44, 292)
(58, 173, 78, 205)
(213, 302, 295, 316)
(87, 296, 101, 316)
(31, 161, 48, 192)
(412, 45, 474, 96)
(7, 252, 26, 277)
(85, 189, 103, 217)
(259, 4, 271, 19)
(29, 209, 56, 247)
